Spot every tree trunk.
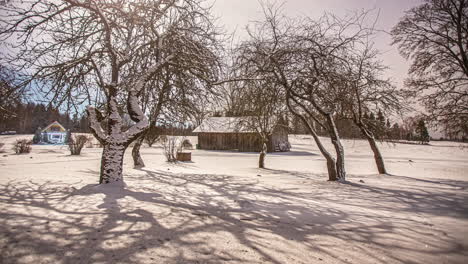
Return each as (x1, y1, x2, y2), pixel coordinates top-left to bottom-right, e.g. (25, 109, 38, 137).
(359, 125, 387, 174)
(258, 141, 267, 168)
(296, 118, 337, 180)
(313, 133, 338, 181)
(286, 99, 338, 181)
(306, 125, 337, 181)
(132, 135, 145, 168)
(326, 114, 346, 181)
(87, 92, 148, 184)
(100, 143, 126, 184)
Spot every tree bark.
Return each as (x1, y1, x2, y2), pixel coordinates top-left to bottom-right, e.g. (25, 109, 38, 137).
(100, 143, 126, 184)
(132, 135, 145, 168)
(286, 97, 338, 181)
(258, 140, 267, 168)
(87, 92, 148, 184)
(312, 132, 338, 181)
(359, 125, 387, 174)
(326, 114, 346, 181)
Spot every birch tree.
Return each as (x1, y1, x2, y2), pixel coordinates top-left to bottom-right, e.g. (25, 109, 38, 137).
(0, 0, 220, 184)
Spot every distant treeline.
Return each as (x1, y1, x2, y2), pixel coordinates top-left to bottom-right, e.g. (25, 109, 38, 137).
(0, 102, 90, 134)
(288, 110, 434, 142)
(0, 101, 449, 144)
(0, 101, 197, 136)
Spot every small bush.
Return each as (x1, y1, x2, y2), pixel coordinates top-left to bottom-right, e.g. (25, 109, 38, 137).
(160, 135, 178, 162)
(181, 138, 193, 149)
(0, 142, 5, 153)
(69, 135, 89, 155)
(13, 139, 32, 154)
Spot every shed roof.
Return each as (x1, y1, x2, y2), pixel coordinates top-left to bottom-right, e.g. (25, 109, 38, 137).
(193, 117, 256, 133)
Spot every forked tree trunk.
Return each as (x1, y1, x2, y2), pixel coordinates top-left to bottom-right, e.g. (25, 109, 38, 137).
(359, 125, 387, 174)
(258, 140, 267, 168)
(87, 92, 148, 184)
(132, 136, 145, 168)
(326, 114, 346, 181)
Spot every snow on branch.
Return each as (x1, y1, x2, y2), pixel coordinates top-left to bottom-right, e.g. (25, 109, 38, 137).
(86, 106, 107, 142)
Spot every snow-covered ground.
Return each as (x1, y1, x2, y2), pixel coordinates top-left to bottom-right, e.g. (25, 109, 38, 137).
(0, 134, 467, 264)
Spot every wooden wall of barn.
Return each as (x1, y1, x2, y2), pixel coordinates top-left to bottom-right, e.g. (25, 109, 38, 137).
(197, 131, 289, 152)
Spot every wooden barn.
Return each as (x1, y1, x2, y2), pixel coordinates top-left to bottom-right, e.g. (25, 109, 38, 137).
(193, 117, 290, 152)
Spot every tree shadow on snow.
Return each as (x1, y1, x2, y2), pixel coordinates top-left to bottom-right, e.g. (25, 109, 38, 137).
(0, 169, 467, 264)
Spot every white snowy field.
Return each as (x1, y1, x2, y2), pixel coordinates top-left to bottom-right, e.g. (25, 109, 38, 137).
(0, 134, 467, 264)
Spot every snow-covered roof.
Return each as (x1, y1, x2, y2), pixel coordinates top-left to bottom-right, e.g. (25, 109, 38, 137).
(42, 121, 66, 133)
(193, 117, 256, 133)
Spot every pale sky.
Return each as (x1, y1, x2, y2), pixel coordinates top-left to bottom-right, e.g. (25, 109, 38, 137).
(210, 0, 423, 90)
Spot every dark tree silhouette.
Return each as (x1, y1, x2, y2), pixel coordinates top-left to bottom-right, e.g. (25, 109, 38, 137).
(416, 119, 430, 144)
(392, 0, 468, 136)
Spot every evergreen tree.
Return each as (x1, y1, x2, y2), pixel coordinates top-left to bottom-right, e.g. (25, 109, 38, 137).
(416, 119, 430, 144)
(32, 127, 42, 144)
(391, 123, 401, 140)
(377, 109, 385, 125)
(363, 112, 369, 120)
(375, 109, 385, 138)
(65, 129, 72, 143)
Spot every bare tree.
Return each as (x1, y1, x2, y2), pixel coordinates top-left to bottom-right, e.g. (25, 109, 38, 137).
(0, 0, 220, 184)
(235, 4, 347, 180)
(342, 34, 405, 174)
(392, 0, 468, 136)
(232, 79, 286, 168)
(238, 4, 390, 181)
(131, 62, 219, 168)
(69, 135, 89, 155)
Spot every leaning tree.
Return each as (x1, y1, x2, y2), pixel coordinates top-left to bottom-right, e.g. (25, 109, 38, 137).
(341, 33, 404, 174)
(0, 0, 220, 184)
(392, 0, 468, 137)
(236, 4, 350, 181)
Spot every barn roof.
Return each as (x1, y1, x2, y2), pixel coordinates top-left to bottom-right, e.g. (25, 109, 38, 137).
(42, 121, 66, 132)
(193, 117, 256, 133)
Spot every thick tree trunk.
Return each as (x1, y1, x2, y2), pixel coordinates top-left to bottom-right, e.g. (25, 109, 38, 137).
(326, 114, 346, 181)
(359, 125, 387, 174)
(100, 143, 126, 184)
(132, 136, 145, 168)
(258, 141, 267, 168)
(87, 92, 148, 184)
